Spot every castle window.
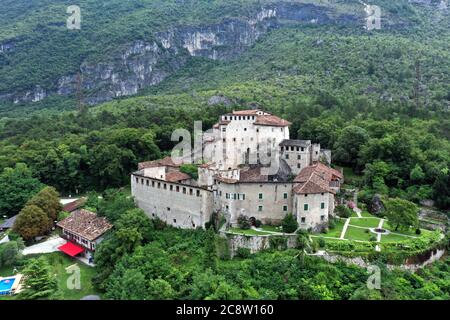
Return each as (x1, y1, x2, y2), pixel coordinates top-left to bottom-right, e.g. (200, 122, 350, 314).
(258, 193, 263, 200)
(304, 194, 308, 197)
(197, 190, 201, 197)
(223, 138, 226, 142)
(192, 223, 196, 228)
(146, 180, 149, 186)
(183, 187, 186, 194)
(285, 154, 289, 159)
(167, 207, 171, 211)
(170, 185, 173, 191)
(316, 151, 318, 155)
(233, 138, 236, 142)
(321, 202, 325, 209)
(164, 184, 167, 190)
(301, 147, 305, 152)
(283, 193, 288, 199)
(283, 205, 288, 212)
(173, 219, 176, 223)
(226, 205, 229, 210)
(219, 191, 222, 196)
(233, 193, 237, 200)
(321, 215, 325, 221)
(256, 129, 259, 133)
(222, 128, 226, 132)
(244, 128, 247, 131)
(242, 194, 246, 200)
(258, 205, 263, 212)
(176, 186, 180, 192)
(135, 177, 139, 183)
(301, 217, 306, 223)
(297, 164, 301, 169)
(281, 147, 284, 151)
(297, 147, 300, 151)
(297, 155, 301, 160)
(141, 179, 144, 185)
(189, 189, 193, 195)
(157, 182, 161, 188)
(304, 204, 309, 211)
(152, 181, 155, 187)
(226, 193, 230, 199)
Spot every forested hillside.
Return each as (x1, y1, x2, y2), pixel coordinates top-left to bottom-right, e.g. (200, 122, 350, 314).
(0, 0, 449, 212)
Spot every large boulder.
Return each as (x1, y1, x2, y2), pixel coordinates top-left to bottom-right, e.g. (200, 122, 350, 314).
(369, 194, 385, 216)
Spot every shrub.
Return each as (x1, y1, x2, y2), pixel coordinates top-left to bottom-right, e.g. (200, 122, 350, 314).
(281, 213, 298, 233)
(318, 238, 326, 248)
(328, 218, 336, 230)
(297, 234, 309, 250)
(236, 247, 251, 259)
(335, 204, 352, 218)
(237, 215, 251, 230)
(369, 236, 377, 242)
(255, 219, 262, 228)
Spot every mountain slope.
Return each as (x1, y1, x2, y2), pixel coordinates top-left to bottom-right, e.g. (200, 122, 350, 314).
(1, 0, 448, 108)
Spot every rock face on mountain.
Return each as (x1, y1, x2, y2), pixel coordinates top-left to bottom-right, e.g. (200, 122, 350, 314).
(0, 1, 413, 105)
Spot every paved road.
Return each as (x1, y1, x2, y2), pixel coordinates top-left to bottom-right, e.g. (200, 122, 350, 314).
(22, 236, 66, 255)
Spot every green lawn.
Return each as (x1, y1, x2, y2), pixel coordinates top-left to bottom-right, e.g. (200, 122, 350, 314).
(344, 226, 374, 242)
(360, 211, 376, 218)
(349, 217, 381, 228)
(228, 228, 272, 236)
(318, 219, 345, 238)
(380, 233, 410, 243)
(1, 252, 100, 300)
(260, 225, 283, 233)
(383, 221, 418, 236)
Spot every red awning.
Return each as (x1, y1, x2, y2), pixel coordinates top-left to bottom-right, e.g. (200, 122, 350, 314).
(58, 242, 85, 257)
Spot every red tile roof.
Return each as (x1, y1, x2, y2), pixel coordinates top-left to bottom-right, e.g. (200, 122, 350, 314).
(62, 198, 86, 213)
(232, 110, 266, 115)
(293, 163, 343, 195)
(57, 209, 113, 241)
(295, 162, 343, 183)
(254, 115, 291, 127)
(138, 156, 180, 170)
(293, 172, 334, 194)
(165, 171, 192, 182)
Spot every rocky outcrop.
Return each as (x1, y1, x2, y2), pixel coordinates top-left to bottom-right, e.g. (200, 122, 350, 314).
(56, 41, 186, 105)
(369, 194, 385, 216)
(0, 2, 369, 105)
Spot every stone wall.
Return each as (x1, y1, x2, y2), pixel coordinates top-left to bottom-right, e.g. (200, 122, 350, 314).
(217, 182, 294, 225)
(221, 232, 298, 257)
(131, 173, 213, 229)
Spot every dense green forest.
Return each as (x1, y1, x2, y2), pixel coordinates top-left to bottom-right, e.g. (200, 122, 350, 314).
(86, 191, 449, 300)
(0, 0, 449, 301)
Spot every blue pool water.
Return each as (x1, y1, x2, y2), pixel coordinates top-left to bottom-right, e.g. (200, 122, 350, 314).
(0, 278, 15, 294)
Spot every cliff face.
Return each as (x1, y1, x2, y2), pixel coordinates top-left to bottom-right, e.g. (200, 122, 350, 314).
(0, 1, 411, 105)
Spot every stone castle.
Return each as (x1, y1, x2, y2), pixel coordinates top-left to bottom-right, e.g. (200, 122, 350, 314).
(131, 110, 343, 231)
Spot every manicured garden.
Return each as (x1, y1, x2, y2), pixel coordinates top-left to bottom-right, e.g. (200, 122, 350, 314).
(0, 252, 100, 300)
(348, 217, 380, 228)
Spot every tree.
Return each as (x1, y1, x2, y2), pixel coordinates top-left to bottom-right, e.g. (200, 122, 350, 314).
(384, 198, 419, 231)
(333, 126, 369, 168)
(0, 241, 23, 267)
(282, 213, 298, 233)
(203, 227, 217, 271)
(148, 278, 175, 300)
(433, 168, 450, 210)
(105, 269, 148, 300)
(410, 164, 425, 183)
(19, 257, 58, 299)
(13, 205, 52, 241)
(26, 186, 62, 222)
(0, 163, 44, 217)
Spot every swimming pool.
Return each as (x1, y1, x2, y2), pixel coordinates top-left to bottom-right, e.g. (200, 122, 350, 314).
(0, 277, 16, 295)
